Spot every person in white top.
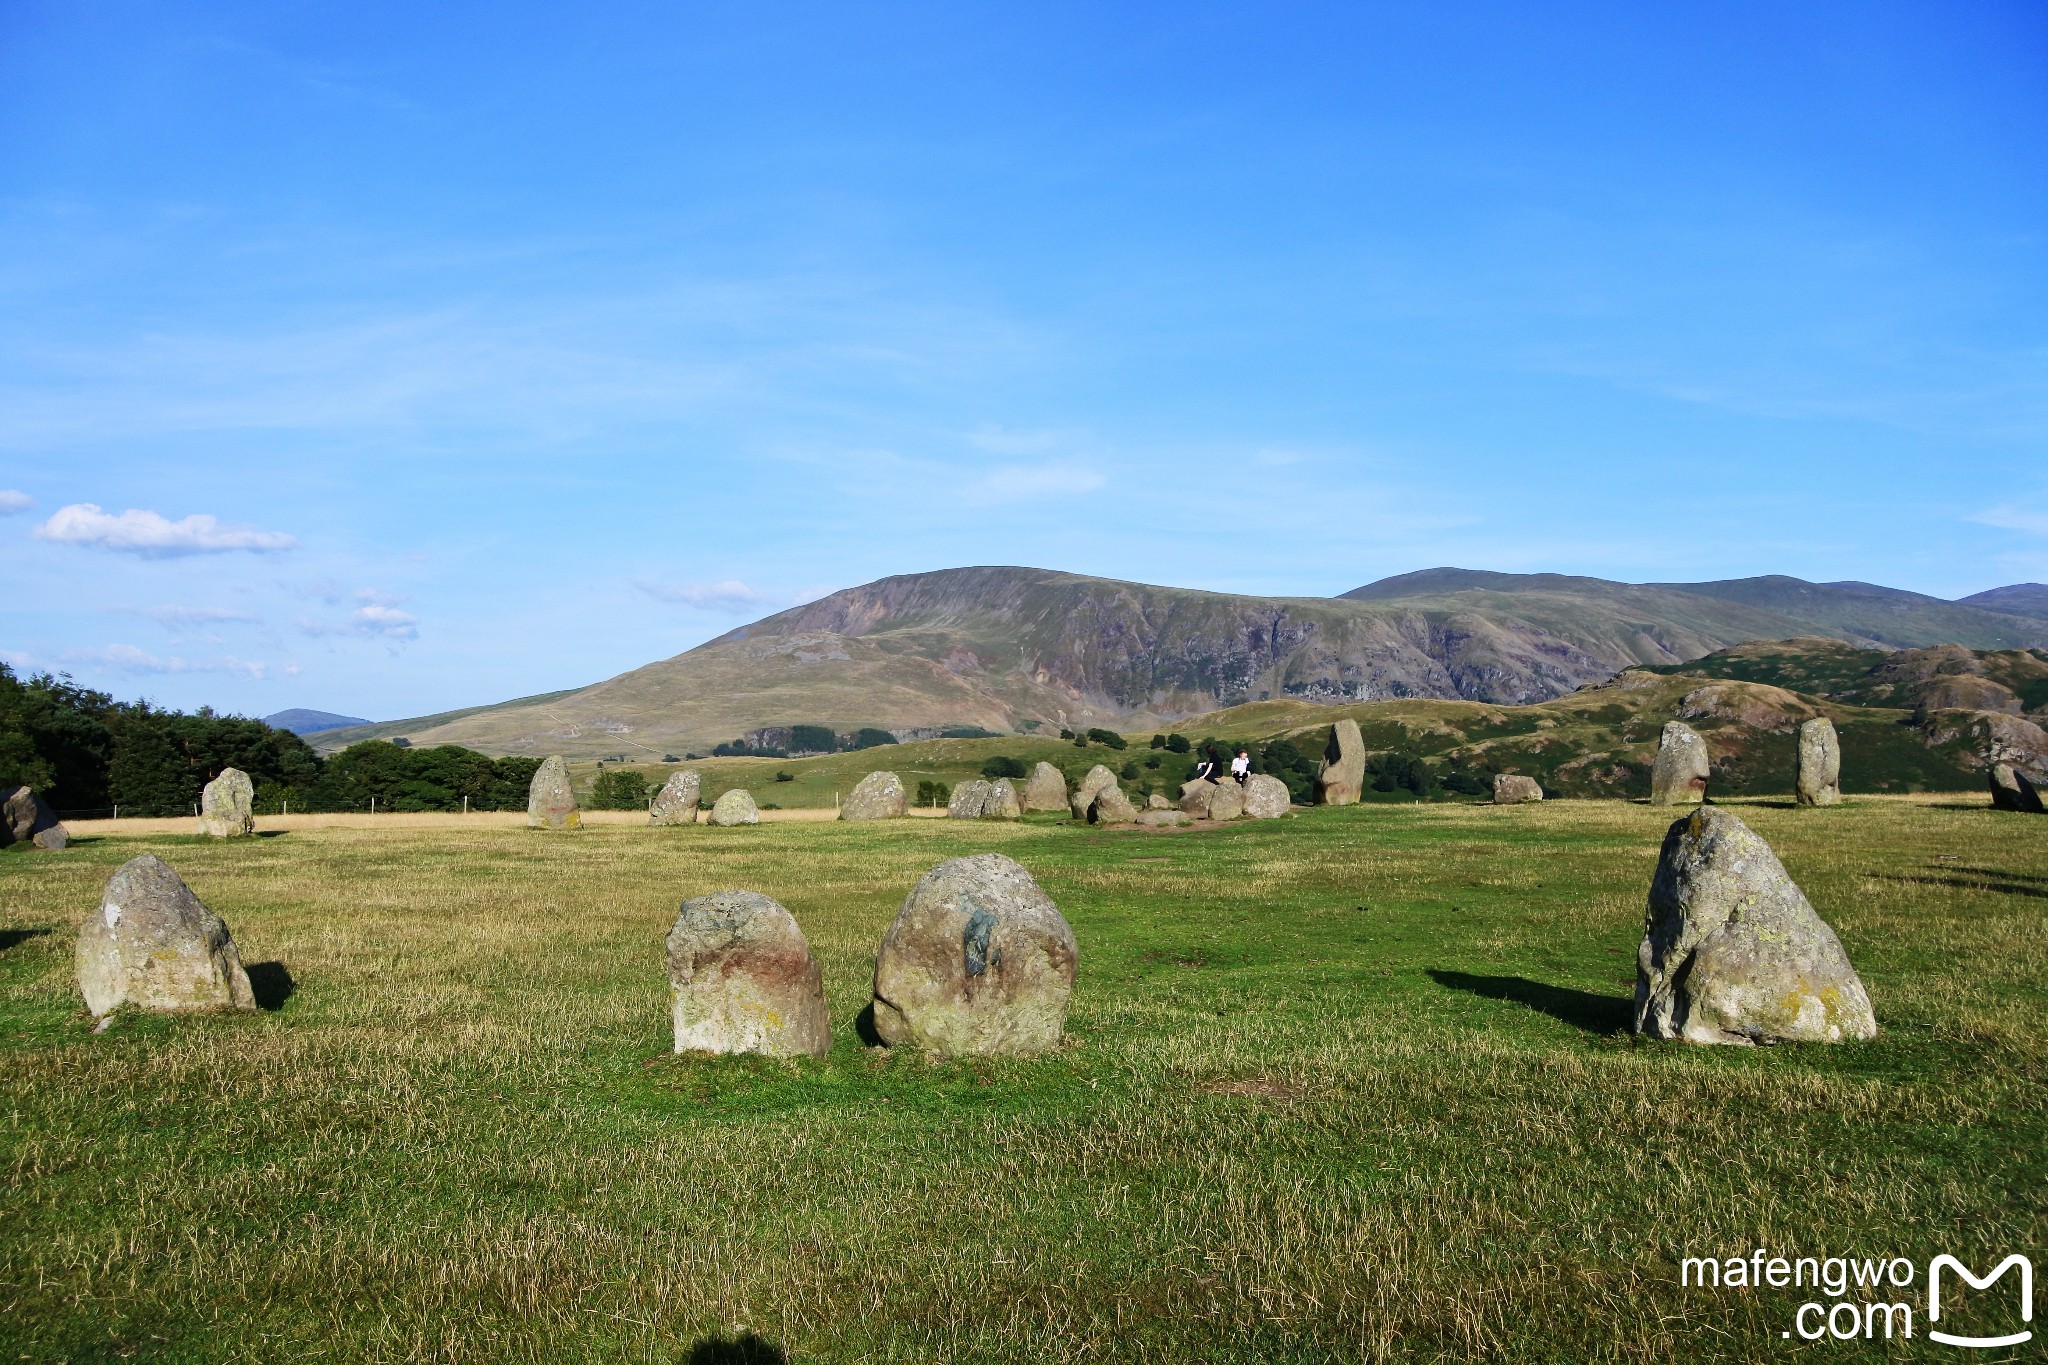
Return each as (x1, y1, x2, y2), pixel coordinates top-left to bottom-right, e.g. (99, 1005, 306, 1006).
(1230, 749, 1252, 785)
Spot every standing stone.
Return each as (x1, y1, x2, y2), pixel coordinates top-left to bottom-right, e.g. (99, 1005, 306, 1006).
(1022, 762, 1068, 812)
(1317, 719, 1366, 806)
(1069, 765, 1119, 820)
(527, 755, 580, 829)
(666, 890, 830, 1058)
(0, 786, 67, 850)
(1146, 793, 1171, 810)
(1492, 774, 1543, 805)
(947, 778, 1022, 820)
(648, 770, 702, 825)
(1635, 807, 1876, 1046)
(839, 771, 907, 821)
(1988, 763, 2045, 814)
(1649, 721, 1710, 806)
(1796, 718, 1841, 807)
(76, 855, 256, 1018)
(1242, 774, 1291, 818)
(1088, 783, 1138, 824)
(196, 768, 255, 838)
(708, 789, 760, 826)
(869, 853, 1077, 1056)
(1179, 779, 1244, 821)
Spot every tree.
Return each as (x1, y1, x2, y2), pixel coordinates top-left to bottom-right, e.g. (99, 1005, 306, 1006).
(914, 779, 951, 807)
(1150, 733, 1166, 749)
(981, 755, 1027, 779)
(1084, 728, 1127, 750)
(788, 724, 836, 754)
(849, 728, 896, 749)
(591, 767, 651, 810)
(1164, 733, 1191, 753)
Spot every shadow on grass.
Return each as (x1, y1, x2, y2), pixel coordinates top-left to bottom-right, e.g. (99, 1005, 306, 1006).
(0, 927, 49, 953)
(853, 1001, 882, 1046)
(1429, 969, 1631, 1035)
(246, 961, 296, 1011)
(1880, 874, 2048, 901)
(685, 1332, 786, 1363)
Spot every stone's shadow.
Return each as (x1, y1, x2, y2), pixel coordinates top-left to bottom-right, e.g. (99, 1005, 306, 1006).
(1882, 874, 2048, 901)
(1948, 865, 2048, 885)
(1429, 970, 1632, 1035)
(0, 927, 50, 953)
(246, 961, 296, 1011)
(685, 1333, 786, 1364)
(853, 1001, 883, 1047)
(255, 830, 289, 839)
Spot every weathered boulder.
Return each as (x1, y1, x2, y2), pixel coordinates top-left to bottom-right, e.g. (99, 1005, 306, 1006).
(527, 755, 580, 829)
(1989, 763, 2045, 814)
(1317, 719, 1366, 806)
(1022, 762, 1068, 812)
(648, 770, 702, 825)
(708, 788, 760, 826)
(1145, 793, 1171, 810)
(76, 855, 257, 1018)
(1088, 783, 1138, 824)
(1648, 721, 1710, 806)
(840, 771, 907, 820)
(1069, 765, 1119, 820)
(948, 778, 1021, 820)
(1493, 774, 1543, 805)
(1179, 779, 1244, 821)
(666, 890, 830, 1057)
(1635, 807, 1876, 1046)
(869, 853, 1076, 1055)
(196, 767, 255, 838)
(1796, 718, 1841, 807)
(1134, 808, 1192, 828)
(1242, 774, 1291, 818)
(0, 786, 67, 850)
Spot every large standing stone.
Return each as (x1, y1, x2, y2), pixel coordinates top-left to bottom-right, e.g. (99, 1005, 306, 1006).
(1179, 779, 1244, 821)
(196, 768, 255, 838)
(76, 855, 256, 1018)
(1088, 783, 1138, 824)
(648, 770, 702, 825)
(708, 788, 760, 826)
(1635, 807, 1876, 1046)
(1493, 774, 1543, 805)
(1241, 774, 1292, 818)
(666, 890, 830, 1057)
(1648, 721, 1710, 806)
(869, 853, 1077, 1055)
(1989, 763, 2045, 814)
(527, 755, 580, 829)
(1796, 718, 1841, 807)
(0, 786, 67, 850)
(1069, 765, 1119, 820)
(1317, 719, 1366, 806)
(1022, 762, 1069, 812)
(840, 771, 907, 821)
(947, 778, 1021, 820)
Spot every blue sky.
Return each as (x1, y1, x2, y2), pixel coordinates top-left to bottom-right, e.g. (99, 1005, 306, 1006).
(2, 1, 2044, 720)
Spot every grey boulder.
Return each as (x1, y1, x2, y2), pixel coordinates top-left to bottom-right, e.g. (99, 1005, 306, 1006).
(527, 755, 581, 829)
(708, 788, 760, 826)
(1317, 719, 1366, 806)
(948, 778, 1021, 820)
(1796, 718, 1841, 807)
(76, 855, 257, 1018)
(1989, 763, 2045, 814)
(1145, 793, 1172, 810)
(1493, 774, 1543, 805)
(869, 853, 1077, 1055)
(0, 786, 67, 850)
(1649, 721, 1710, 806)
(1069, 765, 1119, 820)
(1242, 774, 1291, 818)
(648, 770, 702, 825)
(1635, 806, 1876, 1046)
(667, 890, 830, 1057)
(840, 771, 907, 820)
(1134, 808, 1192, 828)
(1087, 783, 1138, 824)
(196, 767, 255, 838)
(1021, 762, 1068, 812)
(1179, 779, 1243, 821)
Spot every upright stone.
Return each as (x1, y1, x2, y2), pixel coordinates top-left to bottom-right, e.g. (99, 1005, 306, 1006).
(1635, 807, 1876, 1046)
(666, 890, 830, 1057)
(648, 770, 702, 825)
(76, 855, 256, 1018)
(196, 768, 255, 838)
(869, 853, 1077, 1056)
(1179, 779, 1244, 821)
(0, 786, 67, 850)
(947, 778, 1021, 820)
(1069, 765, 1119, 820)
(1988, 763, 2045, 814)
(1796, 718, 1841, 807)
(1317, 719, 1366, 806)
(1088, 783, 1137, 824)
(1649, 721, 1710, 806)
(1492, 774, 1543, 805)
(527, 755, 580, 829)
(1242, 775, 1292, 818)
(839, 771, 907, 821)
(1022, 762, 1068, 812)
(708, 788, 760, 826)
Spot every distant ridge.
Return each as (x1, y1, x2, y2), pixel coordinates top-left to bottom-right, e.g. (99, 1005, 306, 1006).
(263, 708, 371, 735)
(1958, 582, 2048, 622)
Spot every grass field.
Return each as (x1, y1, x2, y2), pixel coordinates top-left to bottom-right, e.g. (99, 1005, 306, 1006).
(2, 797, 2043, 1362)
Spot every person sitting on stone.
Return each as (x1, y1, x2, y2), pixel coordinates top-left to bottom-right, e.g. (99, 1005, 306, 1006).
(1230, 749, 1251, 785)
(1192, 752, 1219, 783)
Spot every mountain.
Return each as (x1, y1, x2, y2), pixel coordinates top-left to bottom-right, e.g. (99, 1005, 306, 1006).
(1958, 582, 2048, 622)
(263, 708, 372, 735)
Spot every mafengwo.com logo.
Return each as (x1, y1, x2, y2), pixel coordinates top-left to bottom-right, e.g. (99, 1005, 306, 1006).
(1679, 1250, 2033, 1346)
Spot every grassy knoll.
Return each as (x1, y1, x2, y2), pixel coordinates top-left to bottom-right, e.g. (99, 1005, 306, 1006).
(2, 799, 2043, 1362)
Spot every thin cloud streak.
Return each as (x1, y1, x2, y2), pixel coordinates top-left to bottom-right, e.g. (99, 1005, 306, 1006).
(36, 503, 297, 556)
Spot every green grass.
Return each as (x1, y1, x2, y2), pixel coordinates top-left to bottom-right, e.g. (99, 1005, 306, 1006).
(2, 799, 2044, 1362)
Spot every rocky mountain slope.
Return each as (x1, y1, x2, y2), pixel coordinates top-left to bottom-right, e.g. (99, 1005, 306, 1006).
(309, 565, 2048, 759)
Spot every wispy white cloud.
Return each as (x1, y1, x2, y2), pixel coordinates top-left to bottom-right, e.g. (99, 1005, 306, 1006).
(0, 489, 33, 514)
(35, 503, 297, 556)
(961, 463, 1106, 506)
(116, 604, 263, 629)
(1973, 502, 2048, 537)
(61, 643, 289, 680)
(297, 592, 420, 642)
(633, 578, 768, 612)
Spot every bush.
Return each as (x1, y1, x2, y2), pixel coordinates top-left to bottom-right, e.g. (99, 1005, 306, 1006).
(1073, 734, 1088, 747)
(1085, 728, 1127, 750)
(1119, 760, 1139, 780)
(1058, 729, 1074, 740)
(590, 767, 650, 810)
(981, 755, 1027, 780)
(1164, 733, 1191, 753)
(1150, 734, 1166, 749)
(940, 726, 999, 740)
(774, 770, 794, 782)
(849, 728, 896, 750)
